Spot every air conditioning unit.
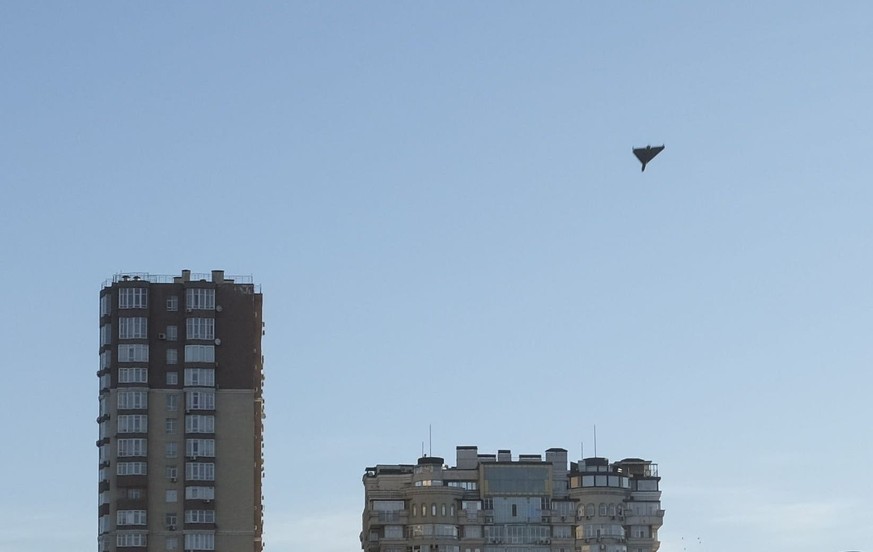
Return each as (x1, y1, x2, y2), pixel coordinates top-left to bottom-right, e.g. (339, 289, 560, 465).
(158, 333, 167, 340)
(170, 477, 177, 483)
(168, 525, 176, 531)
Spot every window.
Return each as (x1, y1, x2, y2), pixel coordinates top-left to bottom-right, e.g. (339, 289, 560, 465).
(100, 350, 111, 370)
(116, 462, 147, 476)
(185, 510, 216, 524)
(119, 287, 148, 309)
(100, 294, 111, 316)
(117, 439, 147, 457)
(165, 442, 178, 458)
(119, 367, 148, 384)
(186, 439, 215, 458)
(118, 344, 149, 362)
(119, 317, 148, 339)
(116, 531, 147, 547)
(185, 486, 215, 500)
(186, 390, 215, 410)
(99, 373, 110, 391)
(185, 415, 215, 433)
(166, 465, 178, 480)
(126, 488, 143, 499)
(165, 418, 177, 434)
(166, 371, 178, 385)
(166, 394, 179, 411)
(186, 318, 215, 340)
(166, 348, 178, 364)
(166, 296, 179, 311)
(184, 368, 215, 387)
(186, 462, 215, 481)
(165, 536, 179, 550)
(117, 510, 147, 526)
(166, 489, 178, 502)
(184, 532, 215, 551)
(166, 325, 178, 341)
(165, 513, 177, 528)
(117, 415, 148, 433)
(98, 514, 110, 534)
(184, 345, 215, 363)
(100, 324, 111, 346)
(186, 288, 215, 311)
(118, 390, 147, 410)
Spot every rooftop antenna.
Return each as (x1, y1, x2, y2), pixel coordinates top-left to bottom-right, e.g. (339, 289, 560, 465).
(594, 424, 598, 458)
(421, 441, 425, 457)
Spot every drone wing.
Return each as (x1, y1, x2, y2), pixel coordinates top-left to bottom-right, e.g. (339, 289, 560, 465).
(632, 145, 665, 168)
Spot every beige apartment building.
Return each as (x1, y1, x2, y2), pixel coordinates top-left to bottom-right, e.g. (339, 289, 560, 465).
(97, 270, 264, 552)
(362, 447, 663, 552)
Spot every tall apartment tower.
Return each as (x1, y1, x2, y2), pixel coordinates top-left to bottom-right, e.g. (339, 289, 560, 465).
(97, 270, 264, 552)
(362, 446, 663, 552)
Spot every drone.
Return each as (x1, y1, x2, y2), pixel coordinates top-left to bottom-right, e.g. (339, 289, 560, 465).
(633, 145, 665, 172)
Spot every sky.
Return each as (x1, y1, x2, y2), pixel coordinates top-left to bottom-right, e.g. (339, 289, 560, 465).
(1, 2, 872, 551)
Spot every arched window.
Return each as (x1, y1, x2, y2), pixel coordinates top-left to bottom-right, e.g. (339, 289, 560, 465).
(432, 504, 437, 516)
(441, 504, 446, 516)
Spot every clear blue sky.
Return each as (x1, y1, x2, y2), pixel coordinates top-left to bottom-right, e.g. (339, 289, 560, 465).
(1, 2, 871, 551)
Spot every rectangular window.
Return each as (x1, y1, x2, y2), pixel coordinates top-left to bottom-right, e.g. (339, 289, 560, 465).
(116, 462, 147, 476)
(166, 489, 178, 502)
(186, 318, 215, 340)
(118, 344, 149, 362)
(185, 415, 215, 434)
(116, 532, 147, 547)
(185, 510, 216, 524)
(118, 390, 147, 410)
(117, 415, 148, 433)
(166, 371, 178, 385)
(184, 532, 215, 551)
(117, 439, 147, 457)
(99, 373, 111, 391)
(100, 324, 112, 346)
(117, 510, 147, 526)
(100, 294, 111, 316)
(165, 513, 178, 528)
(184, 345, 215, 363)
(119, 367, 148, 384)
(185, 288, 215, 311)
(186, 390, 215, 411)
(165, 418, 177, 434)
(166, 536, 179, 550)
(166, 394, 179, 411)
(185, 486, 215, 500)
(165, 442, 178, 458)
(166, 296, 178, 311)
(118, 317, 148, 339)
(185, 462, 215, 481)
(166, 349, 178, 364)
(166, 465, 178, 480)
(166, 325, 178, 341)
(100, 350, 111, 370)
(184, 368, 215, 387)
(118, 288, 148, 309)
(186, 439, 215, 458)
